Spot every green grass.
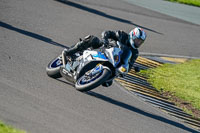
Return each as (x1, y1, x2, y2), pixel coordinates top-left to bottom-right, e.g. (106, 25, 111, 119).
(0, 121, 26, 133)
(140, 59, 200, 110)
(167, 0, 200, 7)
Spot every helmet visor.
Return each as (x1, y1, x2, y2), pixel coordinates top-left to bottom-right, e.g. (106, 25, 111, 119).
(134, 38, 144, 48)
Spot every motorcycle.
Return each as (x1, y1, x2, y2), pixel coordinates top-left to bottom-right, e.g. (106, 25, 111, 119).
(46, 41, 131, 92)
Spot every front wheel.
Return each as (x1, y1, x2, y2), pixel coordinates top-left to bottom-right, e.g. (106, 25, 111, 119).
(75, 67, 111, 92)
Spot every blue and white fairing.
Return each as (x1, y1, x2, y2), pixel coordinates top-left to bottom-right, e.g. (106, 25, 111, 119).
(104, 41, 123, 67)
(82, 41, 123, 65)
(83, 50, 109, 62)
(75, 50, 109, 81)
(75, 41, 127, 81)
(104, 47, 122, 67)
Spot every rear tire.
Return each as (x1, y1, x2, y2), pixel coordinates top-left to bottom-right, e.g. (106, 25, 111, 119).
(46, 55, 62, 78)
(75, 68, 111, 92)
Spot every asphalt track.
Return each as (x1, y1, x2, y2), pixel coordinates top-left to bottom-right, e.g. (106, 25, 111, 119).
(125, 0, 200, 25)
(0, 0, 199, 133)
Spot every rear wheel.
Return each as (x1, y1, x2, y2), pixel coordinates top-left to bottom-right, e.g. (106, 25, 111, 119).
(46, 55, 62, 78)
(75, 67, 111, 92)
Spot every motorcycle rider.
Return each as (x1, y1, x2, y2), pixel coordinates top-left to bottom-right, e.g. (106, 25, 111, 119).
(62, 27, 146, 85)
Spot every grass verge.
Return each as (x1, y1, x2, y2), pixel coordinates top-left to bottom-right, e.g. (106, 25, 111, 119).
(140, 59, 200, 118)
(0, 121, 26, 133)
(167, 0, 200, 7)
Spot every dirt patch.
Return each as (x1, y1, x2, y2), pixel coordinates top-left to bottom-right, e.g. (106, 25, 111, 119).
(162, 91, 200, 120)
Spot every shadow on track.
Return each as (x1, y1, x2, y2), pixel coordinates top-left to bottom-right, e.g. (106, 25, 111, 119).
(55, 0, 163, 35)
(56, 78, 75, 87)
(0, 21, 68, 49)
(86, 91, 199, 133)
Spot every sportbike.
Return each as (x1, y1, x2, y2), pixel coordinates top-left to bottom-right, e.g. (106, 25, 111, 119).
(46, 41, 132, 92)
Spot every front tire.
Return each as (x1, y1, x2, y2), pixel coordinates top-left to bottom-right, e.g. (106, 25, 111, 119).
(75, 68, 111, 92)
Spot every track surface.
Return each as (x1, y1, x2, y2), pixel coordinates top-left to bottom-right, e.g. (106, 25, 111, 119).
(0, 0, 199, 133)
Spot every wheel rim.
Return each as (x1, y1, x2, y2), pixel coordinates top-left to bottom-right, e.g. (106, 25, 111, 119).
(50, 58, 62, 68)
(78, 71, 103, 85)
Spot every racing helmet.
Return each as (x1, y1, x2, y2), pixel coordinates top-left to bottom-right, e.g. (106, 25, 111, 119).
(129, 27, 146, 49)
